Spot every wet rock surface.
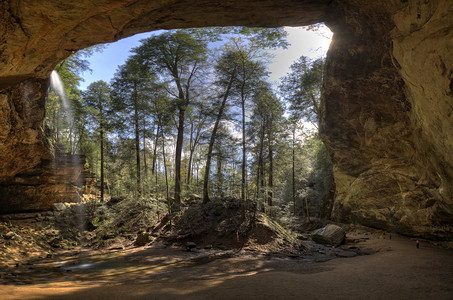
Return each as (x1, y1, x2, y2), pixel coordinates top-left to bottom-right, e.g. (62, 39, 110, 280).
(0, 154, 85, 214)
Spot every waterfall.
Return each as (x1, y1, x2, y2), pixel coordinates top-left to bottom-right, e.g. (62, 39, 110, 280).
(50, 70, 74, 125)
(49, 70, 85, 236)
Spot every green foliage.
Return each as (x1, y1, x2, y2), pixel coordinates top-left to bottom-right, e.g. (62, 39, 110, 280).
(46, 27, 335, 236)
(293, 136, 333, 216)
(85, 197, 167, 248)
(235, 27, 288, 49)
(183, 26, 288, 49)
(280, 56, 325, 125)
(307, 137, 334, 215)
(133, 30, 209, 97)
(45, 46, 105, 154)
(111, 56, 157, 117)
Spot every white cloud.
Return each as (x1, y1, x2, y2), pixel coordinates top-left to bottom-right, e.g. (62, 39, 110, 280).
(267, 25, 332, 86)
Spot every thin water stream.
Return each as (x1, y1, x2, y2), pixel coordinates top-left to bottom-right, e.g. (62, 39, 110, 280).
(48, 70, 85, 233)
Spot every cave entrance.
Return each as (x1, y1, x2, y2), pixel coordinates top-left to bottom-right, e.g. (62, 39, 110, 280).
(1, 24, 341, 288)
(45, 25, 333, 214)
(2, 1, 453, 297)
(0, 0, 333, 216)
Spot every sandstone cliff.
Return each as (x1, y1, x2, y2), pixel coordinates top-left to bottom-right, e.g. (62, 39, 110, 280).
(321, 0, 453, 239)
(0, 153, 84, 213)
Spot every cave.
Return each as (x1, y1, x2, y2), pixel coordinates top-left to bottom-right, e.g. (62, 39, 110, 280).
(0, 0, 452, 240)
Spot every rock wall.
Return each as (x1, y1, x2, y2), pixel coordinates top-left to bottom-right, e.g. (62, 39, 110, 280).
(390, 0, 453, 238)
(0, 0, 452, 239)
(321, 0, 453, 240)
(0, 78, 50, 180)
(0, 154, 84, 213)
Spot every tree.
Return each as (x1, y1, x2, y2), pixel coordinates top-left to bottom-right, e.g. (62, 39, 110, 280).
(226, 38, 269, 215)
(292, 124, 296, 215)
(202, 52, 237, 203)
(280, 56, 324, 127)
(185, 103, 208, 186)
(46, 48, 100, 154)
(83, 80, 112, 201)
(133, 30, 209, 206)
(111, 56, 155, 195)
(264, 92, 284, 208)
(250, 83, 284, 211)
(279, 55, 332, 219)
(149, 87, 175, 195)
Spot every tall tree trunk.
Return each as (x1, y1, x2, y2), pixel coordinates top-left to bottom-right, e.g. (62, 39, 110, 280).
(172, 61, 196, 207)
(292, 127, 296, 215)
(256, 120, 265, 211)
(162, 133, 170, 212)
(155, 160, 159, 194)
(202, 142, 213, 204)
(267, 138, 273, 207)
(196, 161, 199, 192)
(267, 117, 274, 208)
(174, 106, 185, 205)
(187, 123, 194, 185)
(202, 69, 236, 204)
(133, 81, 141, 195)
(216, 154, 224, 197)
(241, 92, 247, 219)
(187, 149, 194, 185)
(152, 123, 160, 194)
(143, 122, 148, 177)
(187, 121, 203, 186)
(232, 160, 237, 198)
(100, 106, 104, 202)
(152, 123, 160, 175)
(255, 157, 260, 202)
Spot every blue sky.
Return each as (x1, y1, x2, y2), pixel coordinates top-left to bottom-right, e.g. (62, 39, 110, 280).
(79, 26, 332, 90)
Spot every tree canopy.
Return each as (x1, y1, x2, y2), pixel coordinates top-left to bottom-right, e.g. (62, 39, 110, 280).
(46, 27, 333, 224)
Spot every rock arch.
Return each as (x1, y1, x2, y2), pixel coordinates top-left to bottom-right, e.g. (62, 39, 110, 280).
(0, 0, 452, 239)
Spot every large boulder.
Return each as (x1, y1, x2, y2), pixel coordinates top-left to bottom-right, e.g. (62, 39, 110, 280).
(312, 224, 346, 246)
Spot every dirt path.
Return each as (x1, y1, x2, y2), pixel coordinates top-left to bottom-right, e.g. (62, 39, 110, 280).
(0, 232, 452, 299)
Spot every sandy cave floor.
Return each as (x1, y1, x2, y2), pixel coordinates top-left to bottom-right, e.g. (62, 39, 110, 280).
(0, 229, 452, 300)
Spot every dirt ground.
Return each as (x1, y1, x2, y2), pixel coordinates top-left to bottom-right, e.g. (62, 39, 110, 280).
(0, 229, 452, 300)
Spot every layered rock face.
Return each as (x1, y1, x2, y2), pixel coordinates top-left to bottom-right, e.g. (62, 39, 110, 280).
(321, 0, 453, 240)
(0, 154, 84, 213)
(0, 0, 451, 239)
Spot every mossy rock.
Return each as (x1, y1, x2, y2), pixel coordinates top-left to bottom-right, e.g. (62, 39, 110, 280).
(311, 224, 346, 246)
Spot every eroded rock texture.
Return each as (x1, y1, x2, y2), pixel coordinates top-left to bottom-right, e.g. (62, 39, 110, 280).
(0, 154, 84, 213)
(321, 0, 453, 239)
(0, 78, 49, 175)
(0, 0, 452, 239)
